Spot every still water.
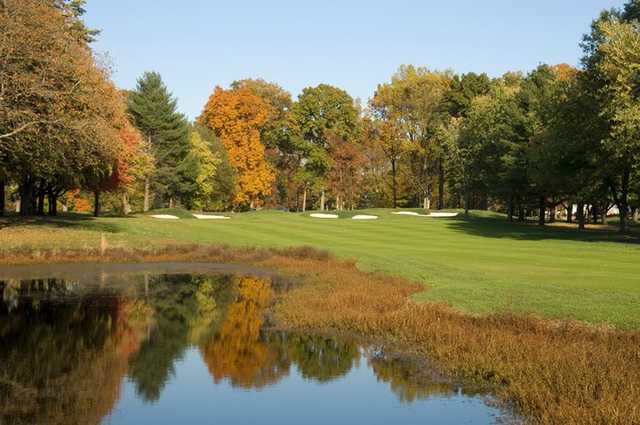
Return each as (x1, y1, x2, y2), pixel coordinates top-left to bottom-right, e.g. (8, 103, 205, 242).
(0, 265, 510, 425)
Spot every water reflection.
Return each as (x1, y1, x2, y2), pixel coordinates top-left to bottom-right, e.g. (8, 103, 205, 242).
(0, 273, 505, 425)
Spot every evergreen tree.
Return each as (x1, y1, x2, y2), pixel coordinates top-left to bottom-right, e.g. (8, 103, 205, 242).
(127, 72, 191, 208)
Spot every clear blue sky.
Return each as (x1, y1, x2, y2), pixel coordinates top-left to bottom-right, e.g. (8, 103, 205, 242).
(84, 0, 622, 120)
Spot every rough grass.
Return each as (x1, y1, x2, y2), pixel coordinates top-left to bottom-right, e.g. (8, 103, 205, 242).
(1, 244, 637, 425)
(1, 209, 639, 328)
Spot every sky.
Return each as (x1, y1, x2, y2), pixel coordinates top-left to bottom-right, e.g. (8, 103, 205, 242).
(84, 0, 623, 120)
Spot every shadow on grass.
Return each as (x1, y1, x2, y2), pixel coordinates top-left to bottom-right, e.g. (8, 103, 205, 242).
(0, 213, 128, 233)
(443, 213, 640, 244)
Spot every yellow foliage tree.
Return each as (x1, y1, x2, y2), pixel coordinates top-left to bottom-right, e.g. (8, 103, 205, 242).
(198, 87, 275, 208)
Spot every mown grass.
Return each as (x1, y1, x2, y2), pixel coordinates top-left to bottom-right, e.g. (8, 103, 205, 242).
(1, 244, 637, 425)
(1, 209, 639, 328)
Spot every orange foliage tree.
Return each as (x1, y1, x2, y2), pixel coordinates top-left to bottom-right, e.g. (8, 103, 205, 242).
(198, 87, 275, 208)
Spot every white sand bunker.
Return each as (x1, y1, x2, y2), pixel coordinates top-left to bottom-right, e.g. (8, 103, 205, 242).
(150, 214, 180, 219)
(392, 211, 427, 217)
(392, 211, 459, 218)
(310, 213, 339, 219)
(428, 212, 458, 218)
(193, 214, 230, 220)
(352, 215, 378, 220)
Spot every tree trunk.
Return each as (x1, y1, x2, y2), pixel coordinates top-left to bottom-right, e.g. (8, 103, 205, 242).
(320, 190, 325, 211)
(122, 192, 131, 215)
(566, 203, 572, 223)
(507, 196, 514, 222)
(143, 177, 150, 212)
(538, 197, 545, 226)
(633, 207, 639, 223)
(438, 159, 445, 210)
(169, 197, 175, 209)
(619, 204, 628, 233)
(577, 201, 585, 230)
(423, 196, 430, 210)
(94, 191, 101, 217)
(391, 158, 397, 209)
(36, 191, 45, 216)
(302, 187, 307, 212)
(518, 206, 525, 222)
(0, 176, 5, 217)
(616, 168, 630, 232)
(336, 194, 341, 211)
(47, 190, 57, 216)
(592, 204, 599, 225)
(480, 193, 488, 210)
(548, 205, 556, 223)
(464, 187, 470, 218)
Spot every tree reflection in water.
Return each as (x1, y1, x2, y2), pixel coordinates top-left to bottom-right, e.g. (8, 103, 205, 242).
(0, 273, 478, 425)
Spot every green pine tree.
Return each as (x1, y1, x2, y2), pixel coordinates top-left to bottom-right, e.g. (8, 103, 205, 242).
(127, 71, 191, 208)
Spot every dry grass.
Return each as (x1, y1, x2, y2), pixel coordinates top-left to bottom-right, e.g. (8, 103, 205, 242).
(1, 245, 638, 424)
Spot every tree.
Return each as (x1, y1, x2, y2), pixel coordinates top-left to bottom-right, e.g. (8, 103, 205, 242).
(327, 132, 366, 210)
(0, 0, 124, 216)
(460, 75, 529, 218)
(231, 79, 294, 207)
(127, 72, 191, 209)
(118, 120, 155, 215)
(198, 87, 275, 208)
(443, 72, 492, 118)
(372, 66, 453, 209)
(289, 84, 360, 210)
(184, 131, 222, 210)
(593, 20, 640, 232)
(368, 100, 405, 208)
(521, 65, 574, 225)
(230, 79, 292, 153)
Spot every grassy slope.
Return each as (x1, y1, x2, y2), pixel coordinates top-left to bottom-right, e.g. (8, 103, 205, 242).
(1, 209, 639, 328)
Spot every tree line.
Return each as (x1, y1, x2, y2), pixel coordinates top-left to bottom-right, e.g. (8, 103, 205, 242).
(1, 0, 639, 232)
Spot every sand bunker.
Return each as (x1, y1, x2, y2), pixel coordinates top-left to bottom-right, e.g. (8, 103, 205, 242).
(150, 214, 180, 219)
(428, 212, 459, 218)
(392, 211, 459, 218)
(193, 214, 230, 220)
(352, 215, 379, 220)
(392, 211, 427, 217)
(310, 213, 339, 219)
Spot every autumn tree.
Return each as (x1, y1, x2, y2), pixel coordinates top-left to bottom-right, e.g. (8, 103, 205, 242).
(116, 120, 154, 215)
(327, 132, 366, 210)
(231, 79, 294, 207)
(0, 0, 124, 216)
(372, 66, 453, 210)
(198, 87, 275, 209)
(367, 103, 405, 208)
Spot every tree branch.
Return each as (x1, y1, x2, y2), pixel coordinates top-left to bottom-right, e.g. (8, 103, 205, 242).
(0, 121, 41, 140)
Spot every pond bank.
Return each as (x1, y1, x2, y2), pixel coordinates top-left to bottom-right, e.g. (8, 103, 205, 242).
(1, 244, 638, 424)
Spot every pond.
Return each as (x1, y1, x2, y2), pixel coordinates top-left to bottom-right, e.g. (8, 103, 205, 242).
(0, 263, 512, 425)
